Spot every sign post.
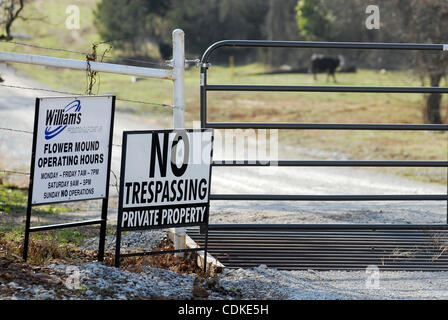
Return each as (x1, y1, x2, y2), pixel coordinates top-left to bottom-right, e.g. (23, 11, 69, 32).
(23, 95, 115, 262)
(114, 129, 213, 273)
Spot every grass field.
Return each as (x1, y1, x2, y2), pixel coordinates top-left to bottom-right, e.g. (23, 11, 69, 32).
(1, 0, 448, 186)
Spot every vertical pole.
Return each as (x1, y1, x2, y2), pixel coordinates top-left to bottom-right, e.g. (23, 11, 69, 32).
(98, 198, 108, 262)
(172, 29, 186, 255)
(203, 224, 209, 276)
(200, 66, 207, 128)
(114, 215, 122, 267)
(98, 96, 115, 262)
(173, 29, 185, 129)
(23, 202, 32, 261)
(24, 98, 40, 261)
(115, 132, 127, 268)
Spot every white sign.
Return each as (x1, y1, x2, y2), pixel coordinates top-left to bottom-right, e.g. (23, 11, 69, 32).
(31, 96, 114, 204)
(119, 129, 213, 230)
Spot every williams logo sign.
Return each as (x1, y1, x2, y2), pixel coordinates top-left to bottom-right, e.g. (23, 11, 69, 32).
(44, 99, 82, 140)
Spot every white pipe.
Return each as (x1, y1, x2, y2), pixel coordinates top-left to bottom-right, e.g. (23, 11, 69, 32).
(172, 29, 185, 127)
(172, 29, 187, 255)
(0, 51, 173, 79)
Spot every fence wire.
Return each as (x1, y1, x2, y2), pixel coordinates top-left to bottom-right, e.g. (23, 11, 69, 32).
(0, 83, 173, 108)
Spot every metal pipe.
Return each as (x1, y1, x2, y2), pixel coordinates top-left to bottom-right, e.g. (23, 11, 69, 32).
(172, 29, 187, 255)
(201, 40, 445, 63)
(200, 66, 207, 128)
(205, 122, 448, 130)
(120, 248, 200, 258)
(0, 51, 173, 79)
(206, 84, 448, 93)
(212, 160, 448, 167)
(210, 194, 448, 201)
(29, 219, 104, 232)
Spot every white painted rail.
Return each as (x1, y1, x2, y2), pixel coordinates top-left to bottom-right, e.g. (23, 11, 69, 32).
(0, 51, 174, 79)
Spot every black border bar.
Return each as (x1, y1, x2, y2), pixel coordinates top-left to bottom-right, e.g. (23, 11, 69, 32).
(210, 194, 448, 201)
(201, 40, 444, 63)
(206, 84, 448, 93)
(204, 122, 448, 130)
(213, 160, 448, 167)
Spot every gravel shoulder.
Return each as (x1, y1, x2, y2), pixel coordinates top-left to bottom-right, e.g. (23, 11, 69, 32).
(5, 260, 448, 300)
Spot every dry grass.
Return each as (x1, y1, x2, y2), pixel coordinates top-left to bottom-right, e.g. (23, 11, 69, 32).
(0, 231, 204, 277)
(113, 238, 204, 276)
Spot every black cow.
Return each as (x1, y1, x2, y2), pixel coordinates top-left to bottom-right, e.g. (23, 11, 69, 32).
(310, 54, 345, 82)
(158, 42, 172, 61)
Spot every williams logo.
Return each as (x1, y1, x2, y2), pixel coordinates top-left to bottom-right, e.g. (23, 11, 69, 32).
(45, 100, 82, 140)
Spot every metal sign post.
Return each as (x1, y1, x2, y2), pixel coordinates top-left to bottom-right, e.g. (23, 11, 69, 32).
(114, 129, 213, 274)
(23, 95, 115, 262)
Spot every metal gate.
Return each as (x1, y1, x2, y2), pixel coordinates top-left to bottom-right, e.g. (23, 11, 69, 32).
(194, 40, 448, 270)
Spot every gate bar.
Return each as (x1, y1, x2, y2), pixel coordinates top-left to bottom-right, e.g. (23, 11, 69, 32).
(205, 122, 448, 130)
(28, 219, 105, 232)
(201, 40, 445, 63)
(206, 84, 448, 93)
(213, 160, 448, 167)
(211, 194, 448, 201)
(207, 224, 448, 230)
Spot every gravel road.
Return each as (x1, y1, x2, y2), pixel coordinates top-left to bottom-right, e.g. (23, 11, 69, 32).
(1, 63, 448, 300)
(5, 262, 448, 300)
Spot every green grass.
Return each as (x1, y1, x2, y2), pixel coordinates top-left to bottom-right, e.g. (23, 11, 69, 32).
(0, 183, 70, 217)
(0, 224, 92, 246)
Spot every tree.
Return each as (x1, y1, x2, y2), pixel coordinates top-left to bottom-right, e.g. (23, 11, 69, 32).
(94, 0, 171, 55)
(94, 0, 269, 61)
(167, 0, 268, 61)
(296, 0, 335, 41)
(394, 0, 448, 124)
(0, 0, 24, 40)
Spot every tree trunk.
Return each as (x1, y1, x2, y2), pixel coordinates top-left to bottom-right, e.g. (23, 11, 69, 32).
(425, 74, 443, 124)
(265, 0, 300, 67)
